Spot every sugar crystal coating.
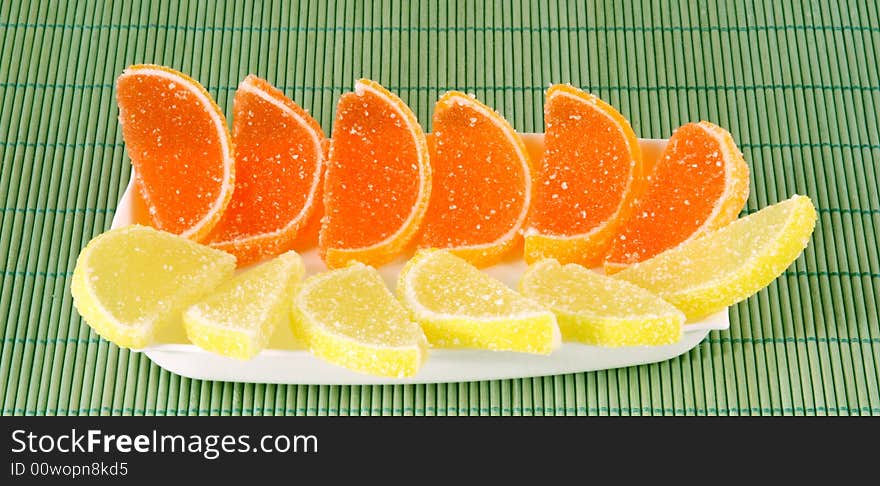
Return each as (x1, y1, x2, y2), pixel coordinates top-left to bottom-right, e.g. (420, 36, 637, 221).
(615, 195, 817, 320)
(531, 88, 640, 235)
(398, 249, 560, 354)
(184, 251, 304, 360)
(320, 79, 430, 269)
(71, 225, 236, 349)
(605, 121, 750, 270)
(520, 259, 683, 346)
(418, 91, 532, 267)
(525, 85, 645, 267)
(291, 262, 427, 378)
(116, 65, 234, 241)
(207, 75, 326, 266)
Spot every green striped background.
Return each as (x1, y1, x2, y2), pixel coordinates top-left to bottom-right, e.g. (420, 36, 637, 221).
(1, 0, 878, 416)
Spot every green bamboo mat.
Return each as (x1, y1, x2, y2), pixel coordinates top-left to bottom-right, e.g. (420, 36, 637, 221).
(1, 0, 878, 416)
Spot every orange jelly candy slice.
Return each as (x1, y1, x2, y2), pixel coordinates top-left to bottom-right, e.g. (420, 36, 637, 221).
(418, 92, 533, 267)
(524, 85, 644, 267)
(319, 79, 431, 268)
(116, 64, 234, 241)
(605, 121, 750, 272)
(206, 75, 327, 266)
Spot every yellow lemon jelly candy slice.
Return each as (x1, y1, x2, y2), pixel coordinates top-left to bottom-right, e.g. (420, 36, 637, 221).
(397, 249, 560, 354)
(519, 259, 684, 346)
(183, 251, 304, 360)
(71, 225, 236, 349)
(290, 263, 428, 378)
(615, 195, 817, 320)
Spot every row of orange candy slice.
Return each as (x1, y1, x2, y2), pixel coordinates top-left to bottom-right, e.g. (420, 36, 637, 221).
(116, 65, 749, 271)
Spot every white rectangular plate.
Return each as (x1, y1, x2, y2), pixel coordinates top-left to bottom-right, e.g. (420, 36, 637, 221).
(112, 135, 728, 385)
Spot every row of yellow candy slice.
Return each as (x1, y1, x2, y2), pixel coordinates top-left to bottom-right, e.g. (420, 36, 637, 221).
(72, 195, 816, 377)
